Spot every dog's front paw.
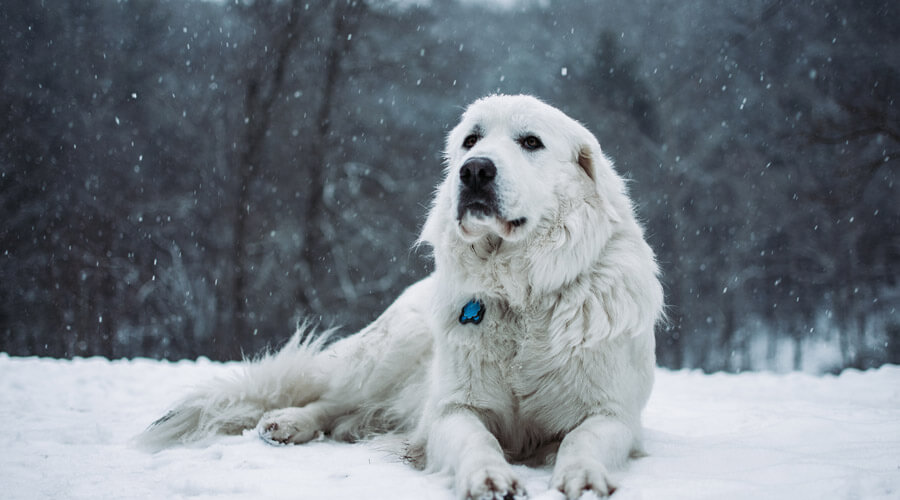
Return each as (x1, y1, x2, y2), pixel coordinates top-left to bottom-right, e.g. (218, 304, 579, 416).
(460, 463, 526, 500)
(551, 459, 616, 499)
(257, 407, 322, 445)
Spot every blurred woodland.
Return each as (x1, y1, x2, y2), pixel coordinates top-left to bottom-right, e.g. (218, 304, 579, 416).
(1, 0, 898, 372)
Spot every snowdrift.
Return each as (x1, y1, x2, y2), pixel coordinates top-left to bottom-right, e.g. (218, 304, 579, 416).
(0, 354, 897, 499)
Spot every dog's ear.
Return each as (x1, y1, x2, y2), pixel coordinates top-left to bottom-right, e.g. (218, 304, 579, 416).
(573, 132, 627, 224)
(573, 133, 616, 188)
(571, 126, 610, 184)
(576, 145, 597, 182)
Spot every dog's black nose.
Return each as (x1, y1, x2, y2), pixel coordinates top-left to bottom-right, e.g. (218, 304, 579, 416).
(459, 157, 496, 192)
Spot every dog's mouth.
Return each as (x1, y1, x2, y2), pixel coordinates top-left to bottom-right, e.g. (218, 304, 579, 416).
(457, 200, 528, 241)
(458, 200, 495, 220)
(455, 157, 528, 241)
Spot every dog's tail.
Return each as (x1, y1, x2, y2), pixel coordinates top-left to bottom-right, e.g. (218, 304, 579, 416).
(134, 324, 334, 452)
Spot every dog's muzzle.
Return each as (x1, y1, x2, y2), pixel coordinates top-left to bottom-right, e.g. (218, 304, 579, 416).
(457, 157, 500, 220)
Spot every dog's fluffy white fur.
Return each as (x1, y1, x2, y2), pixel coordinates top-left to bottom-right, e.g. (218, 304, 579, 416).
(138, 95, 664, 499)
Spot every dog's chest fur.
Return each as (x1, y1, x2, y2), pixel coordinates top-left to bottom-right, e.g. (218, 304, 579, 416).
(436, 293, 606, 454)
(425, 192, 643, 457)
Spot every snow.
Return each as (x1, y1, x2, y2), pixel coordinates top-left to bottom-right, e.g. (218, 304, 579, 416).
(1, 354, 897, 500)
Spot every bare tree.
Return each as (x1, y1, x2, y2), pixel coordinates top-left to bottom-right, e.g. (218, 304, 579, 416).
(228, 0, 312, 358)
(295, 0, 366, 314)
(224, 0, 366, 357)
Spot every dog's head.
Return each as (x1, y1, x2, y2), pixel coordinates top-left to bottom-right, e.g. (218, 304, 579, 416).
(422, 95, 627, 248)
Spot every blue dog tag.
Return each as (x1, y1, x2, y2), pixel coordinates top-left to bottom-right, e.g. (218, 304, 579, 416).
(459, 299, 485, 325)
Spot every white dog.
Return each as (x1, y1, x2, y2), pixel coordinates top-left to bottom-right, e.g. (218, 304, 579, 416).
(138, 95, 664, 499)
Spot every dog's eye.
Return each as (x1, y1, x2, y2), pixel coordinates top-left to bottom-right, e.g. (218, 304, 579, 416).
(519, 135, 544, 151)
(463, 134, 479, 149)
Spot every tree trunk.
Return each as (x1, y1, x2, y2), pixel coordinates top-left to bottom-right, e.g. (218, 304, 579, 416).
(226, 0, 308, 360)
(296, 0, 364, 313)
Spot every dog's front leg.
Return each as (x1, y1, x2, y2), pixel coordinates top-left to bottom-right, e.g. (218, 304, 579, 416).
(550, 414, 634, 498)
(427, 409, 525, 500)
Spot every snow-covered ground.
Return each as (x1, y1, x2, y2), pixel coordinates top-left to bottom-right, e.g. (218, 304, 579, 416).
(1, 353, 897, 500)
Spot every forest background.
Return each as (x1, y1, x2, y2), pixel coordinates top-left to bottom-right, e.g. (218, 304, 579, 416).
(2, 0, 897, 373)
